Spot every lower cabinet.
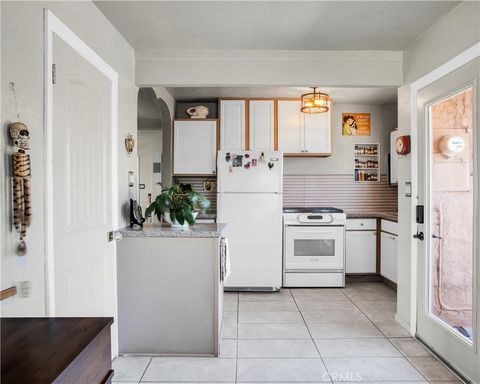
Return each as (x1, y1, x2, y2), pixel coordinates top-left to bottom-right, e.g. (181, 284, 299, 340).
(346, 230, 377, 273)
(380, 232, 398, 283)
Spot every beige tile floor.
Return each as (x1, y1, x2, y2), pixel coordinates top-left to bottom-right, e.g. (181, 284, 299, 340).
(112, 283, 461, 383)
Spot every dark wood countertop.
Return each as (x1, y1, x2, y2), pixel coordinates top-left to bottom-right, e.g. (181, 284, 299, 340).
(1, 317, 113, 384)
(346, 212, 398, 222)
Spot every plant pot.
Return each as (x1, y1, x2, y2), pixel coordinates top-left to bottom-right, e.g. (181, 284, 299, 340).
(162, 212, 199, 228)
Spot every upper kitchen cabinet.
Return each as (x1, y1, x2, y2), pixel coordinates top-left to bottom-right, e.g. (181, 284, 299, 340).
(219, 100, 246, 150)
(173, 120, 217, 175)
(277, 100, 332, 156)
(249, 100, 275, 151)
(277, 100, 303, 153)
(304, 111, 331, 155)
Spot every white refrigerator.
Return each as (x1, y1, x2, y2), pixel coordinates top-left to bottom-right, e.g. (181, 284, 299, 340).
(217, 150, 283, 290)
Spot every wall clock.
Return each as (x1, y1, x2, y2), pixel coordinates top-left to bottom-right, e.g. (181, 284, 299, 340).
(396, 135, 411, 155)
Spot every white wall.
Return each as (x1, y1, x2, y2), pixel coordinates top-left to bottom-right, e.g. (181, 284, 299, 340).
(284, 103, 397, 175)
(396, 1, 480, 332)
(1, 1, 137, 316)
(403, 2, 480, 84)
(137, 50, 403, 87)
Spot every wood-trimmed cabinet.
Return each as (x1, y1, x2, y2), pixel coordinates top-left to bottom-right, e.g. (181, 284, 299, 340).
(218, 98, 332, 156)
(380, 219, 398, 284)
(219, 99, 246, 150)
(173, 119, 217, 175)
(277, 100, 332, 156)
(345, 218, 398, 285)
(345, 219, 377, 274)
(249, 99, 275, 151)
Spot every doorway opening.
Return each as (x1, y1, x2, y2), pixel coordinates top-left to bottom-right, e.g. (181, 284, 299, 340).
(137, 88, 172, 219)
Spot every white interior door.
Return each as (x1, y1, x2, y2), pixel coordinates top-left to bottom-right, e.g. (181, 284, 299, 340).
(52, 34, 116, 343)
(416, 57, 479, 382)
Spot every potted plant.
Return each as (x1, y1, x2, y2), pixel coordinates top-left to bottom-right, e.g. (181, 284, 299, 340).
(145, 183, 210, 228)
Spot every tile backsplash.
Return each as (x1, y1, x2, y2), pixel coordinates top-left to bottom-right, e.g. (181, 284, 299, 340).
(283, 174, 397, 212)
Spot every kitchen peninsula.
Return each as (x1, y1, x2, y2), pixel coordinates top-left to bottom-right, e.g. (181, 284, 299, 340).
(117, 223, 226, 356)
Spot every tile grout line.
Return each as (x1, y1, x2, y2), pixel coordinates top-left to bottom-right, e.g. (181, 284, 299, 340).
(289, 289, 334, 384)
(341, 287, 431, 383)
(138, 357, 153, 383)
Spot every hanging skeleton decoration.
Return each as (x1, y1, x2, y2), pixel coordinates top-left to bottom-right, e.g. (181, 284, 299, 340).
(9, 122, 31, 256)
(8, 82, 31, 256)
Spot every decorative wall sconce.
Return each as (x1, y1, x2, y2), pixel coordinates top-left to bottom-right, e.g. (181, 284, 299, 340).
(125, 133, 135, 155)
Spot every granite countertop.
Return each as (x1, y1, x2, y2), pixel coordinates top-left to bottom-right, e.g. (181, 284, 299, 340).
(120, 223, 226, 238)
(346, 211, 398, 222)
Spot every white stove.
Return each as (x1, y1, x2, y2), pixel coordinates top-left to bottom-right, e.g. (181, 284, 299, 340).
(283, 207, 346, 287)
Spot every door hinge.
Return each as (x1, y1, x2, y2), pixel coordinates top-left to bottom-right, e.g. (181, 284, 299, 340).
(52, 64, 56, 84)
(108, 230, 122, 242)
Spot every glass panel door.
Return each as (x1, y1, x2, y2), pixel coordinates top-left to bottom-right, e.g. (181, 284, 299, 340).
(416, 57, 479, 382)
(429, 87, 474, 342)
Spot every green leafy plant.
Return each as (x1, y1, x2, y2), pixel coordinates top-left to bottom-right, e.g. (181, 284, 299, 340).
(145, 183, 210, 226)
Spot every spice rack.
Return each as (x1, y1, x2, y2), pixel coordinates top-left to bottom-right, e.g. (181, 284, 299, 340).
(354, 143, 380, 182)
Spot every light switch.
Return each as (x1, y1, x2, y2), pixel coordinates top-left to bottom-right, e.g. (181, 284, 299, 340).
(405, 182, 412, 197)
(128, 171, 134, 188)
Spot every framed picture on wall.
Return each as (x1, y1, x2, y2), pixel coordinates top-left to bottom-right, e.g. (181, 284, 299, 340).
(342, 113, 371, 136)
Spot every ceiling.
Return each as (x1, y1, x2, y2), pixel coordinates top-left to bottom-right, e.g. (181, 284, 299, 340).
(95, 1, 459, 51)
(166, 86, 398, 104)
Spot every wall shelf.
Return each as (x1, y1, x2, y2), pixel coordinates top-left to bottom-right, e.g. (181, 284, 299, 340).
(354, 143, 380, 182)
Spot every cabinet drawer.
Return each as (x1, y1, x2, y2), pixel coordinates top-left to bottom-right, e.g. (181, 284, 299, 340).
(381, 219, 398, 235)
(346, 219, 376, 231)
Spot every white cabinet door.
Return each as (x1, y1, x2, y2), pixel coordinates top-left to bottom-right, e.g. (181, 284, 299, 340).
(346, 231, 377, 273)
(174, 120, 217, 175)
(380, 232, 398, 283)
(249, 100, 275, 151)
(277, 100, 303, 153)
(304, 109, 331, 154)
(220, 100, 245, 150)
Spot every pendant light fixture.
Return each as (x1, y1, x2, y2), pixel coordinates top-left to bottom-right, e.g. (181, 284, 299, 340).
(301, 87, 329, 114)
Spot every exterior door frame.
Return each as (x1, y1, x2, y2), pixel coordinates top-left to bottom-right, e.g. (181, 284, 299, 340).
(43, 9, 119, 335)
(409, 42, 480, 336)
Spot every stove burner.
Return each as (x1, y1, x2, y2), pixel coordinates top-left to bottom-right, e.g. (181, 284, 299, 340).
(283, 207, 344, 214)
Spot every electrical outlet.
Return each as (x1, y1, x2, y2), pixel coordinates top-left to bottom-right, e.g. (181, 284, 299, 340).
(18, 281, 31, 298)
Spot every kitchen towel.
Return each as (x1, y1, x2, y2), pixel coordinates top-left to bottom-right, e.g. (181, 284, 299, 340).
(220, 237, 231, 281)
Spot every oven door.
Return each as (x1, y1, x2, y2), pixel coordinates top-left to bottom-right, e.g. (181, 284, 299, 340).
(284, 225, 344, 271)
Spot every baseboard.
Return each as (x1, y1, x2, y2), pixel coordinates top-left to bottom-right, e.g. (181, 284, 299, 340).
(395, 313, 413, 335)
(345, 274, 382, 283)
(381, 276, 397, 291)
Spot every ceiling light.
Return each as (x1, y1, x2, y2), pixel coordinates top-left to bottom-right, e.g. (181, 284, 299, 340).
(301, 87, 329, 114)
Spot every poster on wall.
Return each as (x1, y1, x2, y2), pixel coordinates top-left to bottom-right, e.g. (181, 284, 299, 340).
(342, 113, 371, 136)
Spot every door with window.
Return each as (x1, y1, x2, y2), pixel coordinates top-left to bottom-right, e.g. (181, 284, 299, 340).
(416, 57, 479, 382)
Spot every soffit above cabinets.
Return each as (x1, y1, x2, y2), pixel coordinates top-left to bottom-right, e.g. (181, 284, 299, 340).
(167, 87, 398, 105)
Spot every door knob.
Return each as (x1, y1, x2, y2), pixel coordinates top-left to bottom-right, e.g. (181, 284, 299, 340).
(413, 231, 424, 241)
